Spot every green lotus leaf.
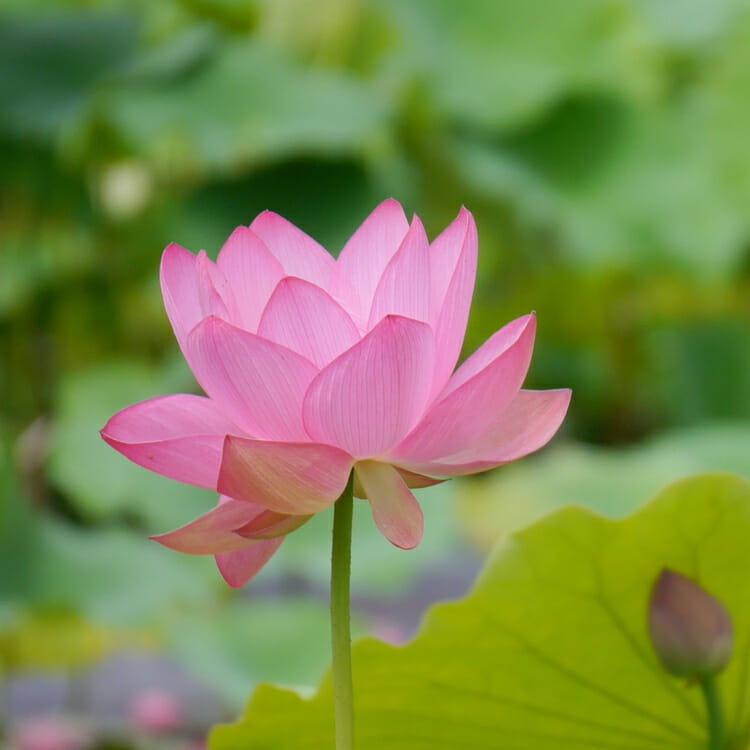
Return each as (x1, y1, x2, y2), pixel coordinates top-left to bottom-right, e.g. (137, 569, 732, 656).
(211, 473, 750, 749)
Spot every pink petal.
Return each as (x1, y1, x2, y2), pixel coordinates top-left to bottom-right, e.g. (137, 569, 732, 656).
(196, 250, 237, 322)
(160, 243, 203, 353)
(161, 245, 239, 354)
(397, 468, 446, 489)
(215, 539, 284, 588)
(428, 208, 478, 398)
(368, 216, 431, 329)
(329, 199, 410, 322)
(394, 388, 571, 476)
(216, 226, 284, 332)
(250, 211, 335, 289)
(390, 314, 537, 462)
(235, 509, 312, 539)
(100, 394, 238, 489)
(151, 498, 267, 554)
(218, 436, 353, 514)
(355, 461, 424, 549)
(187, 317, 318, 440)
(303, 315, 435, 458)
(258, 277, 360, 368)
(444, 313, 536, 395)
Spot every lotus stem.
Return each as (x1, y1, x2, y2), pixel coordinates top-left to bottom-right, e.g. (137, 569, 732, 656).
(331, 472, 355, 750)
(700, 677, 725, 750)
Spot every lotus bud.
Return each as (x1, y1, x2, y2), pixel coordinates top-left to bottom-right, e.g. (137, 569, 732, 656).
(648, 568, 733, 679)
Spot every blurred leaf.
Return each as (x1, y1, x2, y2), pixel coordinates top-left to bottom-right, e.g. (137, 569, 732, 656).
(456, 95, 748, 277)
(166, 598, 363, 708)
(459, 423, 750, 551)
(0, 11, 139, 141)
(0, 612, 148, 671)
(0, 224, 96, 317)
(100, 40, 389, 176)
(643, 321, 750, 425)
(212, 473, 750, 749)
(389, 0, 652, 132)
(635, 0, 747, 48)
(31, 518, 216, 625)
(121, 24, 220, 84)
(48, 360, 216, 530)
(1, 492, 216, 628)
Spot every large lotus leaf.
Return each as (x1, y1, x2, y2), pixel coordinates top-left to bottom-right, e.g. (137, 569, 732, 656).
(459, 424, 750, 551)
(211, 473, 750, 749)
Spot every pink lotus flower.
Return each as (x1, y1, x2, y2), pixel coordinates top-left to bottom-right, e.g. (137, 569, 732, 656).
(102, 200, 570, 587)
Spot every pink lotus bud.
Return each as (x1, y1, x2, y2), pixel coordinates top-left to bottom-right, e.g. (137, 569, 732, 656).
(11, 716, 90, 750)
(648, 569, 733, 678)
(129, 689, 183, 734)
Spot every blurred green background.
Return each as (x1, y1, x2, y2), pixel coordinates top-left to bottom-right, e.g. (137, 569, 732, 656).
(2, 0, 750, 746)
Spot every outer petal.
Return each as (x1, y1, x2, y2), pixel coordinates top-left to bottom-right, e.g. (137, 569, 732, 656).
(303, 315, 435, 458)
(355, 461, 424, 549)
(187, 317, 318, 440)
(329, 199, 409, 322)
(218, 436, 353, 514)
(428, 207, 478, 398)
(368, 216, 431, 329)
(353, 468, 444, 497)
(250, 211, 335, 289)
(216, 227, 284, 332)
(100, 394, 238, 489)
(390, 314, 536, 462)
(151, 498, 268, 554)
(394, 388, 571, 477)
(235, 510, 312, 539)
(258, 277, 360, 368)
(215, 539, 284, 589)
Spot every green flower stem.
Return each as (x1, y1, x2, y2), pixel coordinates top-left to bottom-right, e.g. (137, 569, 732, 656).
(700, 677, 725, 750)
(331, 472, 355, 750)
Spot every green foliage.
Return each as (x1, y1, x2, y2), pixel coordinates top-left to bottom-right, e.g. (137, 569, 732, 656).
(0, 11, 139, 141)
(211, 473, 750, 749)
(98, 40, 389, 178)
